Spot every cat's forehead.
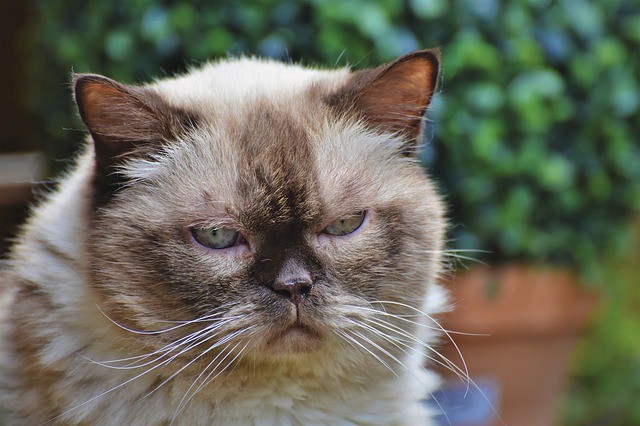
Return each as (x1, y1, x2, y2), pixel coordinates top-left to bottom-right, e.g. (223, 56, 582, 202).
(171, 119, 409, 235)
(230, 104, 323, 232)
(151, 58, 350, 110)
(147, 100, 324, 234)
(144, 59, 411, 231)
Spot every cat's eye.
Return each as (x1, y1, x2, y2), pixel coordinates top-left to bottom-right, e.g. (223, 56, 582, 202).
(191, 226, 241, 249)
(323, 211, 366, 236)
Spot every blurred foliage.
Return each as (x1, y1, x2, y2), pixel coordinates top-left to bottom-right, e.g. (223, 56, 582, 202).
(20, 0, 640, 424)
(563, 224, 640, 425)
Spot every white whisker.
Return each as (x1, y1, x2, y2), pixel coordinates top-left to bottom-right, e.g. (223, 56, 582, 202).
(52, 314, 249, 423)
(84, 316, 244, 369)
(347, 304, 486, 336)
(336, 330, 399, 378)
(357, 316, 469, 386)
(143, 324, 255, 399)
(345, 320, 451, 424)
(350, 301, 501, 420)
(369, 299, 473, 386)
(95, 303, 235, 335)
(172, 335, 253, 422)
(348, 327, 419, 384)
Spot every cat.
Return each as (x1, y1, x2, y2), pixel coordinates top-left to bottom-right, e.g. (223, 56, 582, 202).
(0, 49, 448, 425)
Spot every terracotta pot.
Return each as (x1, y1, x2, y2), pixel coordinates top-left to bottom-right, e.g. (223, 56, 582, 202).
(432, 264, 599, 426)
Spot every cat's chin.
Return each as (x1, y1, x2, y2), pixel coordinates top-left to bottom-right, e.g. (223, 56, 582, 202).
(263, 323, 323, 355)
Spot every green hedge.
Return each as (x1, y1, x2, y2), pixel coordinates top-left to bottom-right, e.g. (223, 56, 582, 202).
(425, 1, 640, 282)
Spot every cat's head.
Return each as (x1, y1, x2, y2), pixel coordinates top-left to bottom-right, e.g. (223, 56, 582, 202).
(74, 50, 445, 370)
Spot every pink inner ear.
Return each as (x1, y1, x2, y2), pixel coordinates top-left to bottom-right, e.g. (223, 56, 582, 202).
(75, 76, 163, 148)
(79, 80, 129, 136)
(330, 50, 440, 144)
(356, 54, 439, 139)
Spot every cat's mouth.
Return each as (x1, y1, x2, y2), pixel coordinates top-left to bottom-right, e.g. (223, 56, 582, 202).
(264, 322, 322, 354)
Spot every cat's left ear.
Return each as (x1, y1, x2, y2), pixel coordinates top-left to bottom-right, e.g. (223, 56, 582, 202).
(327, 49, 440, 151)
(73, 74, 194, 173)
(73, 74, 196, 204)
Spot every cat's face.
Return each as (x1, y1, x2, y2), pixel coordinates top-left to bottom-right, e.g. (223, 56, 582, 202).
(76, 51, 444, 368)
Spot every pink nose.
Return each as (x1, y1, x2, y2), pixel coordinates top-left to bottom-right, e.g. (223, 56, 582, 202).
(271, 278, 312, 306)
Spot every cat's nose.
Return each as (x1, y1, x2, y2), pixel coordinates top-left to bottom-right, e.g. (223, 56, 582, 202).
(271, 277, 313, 306)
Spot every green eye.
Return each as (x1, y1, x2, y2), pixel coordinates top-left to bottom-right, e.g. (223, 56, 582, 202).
(323, 211, 366, 236)
(191, 226, 240, 249)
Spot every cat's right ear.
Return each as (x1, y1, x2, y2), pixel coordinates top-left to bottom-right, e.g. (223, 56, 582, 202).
(73, 74, 196, 203)
(327, 49, 440, 154)
(73, 74, 182, 172)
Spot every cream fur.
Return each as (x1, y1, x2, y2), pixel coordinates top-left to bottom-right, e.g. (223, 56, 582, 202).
(0, 55, 447, 425)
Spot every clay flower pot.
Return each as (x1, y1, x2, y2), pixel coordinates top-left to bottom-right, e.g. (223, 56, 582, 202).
(433, 264, 599, 426)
